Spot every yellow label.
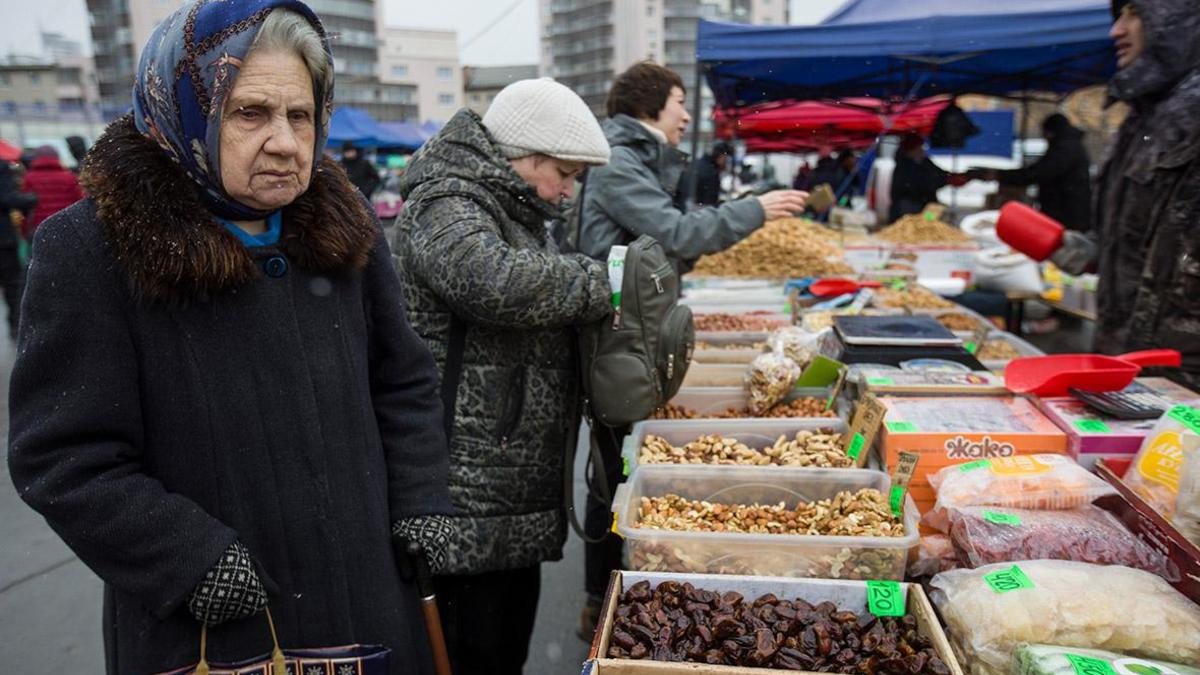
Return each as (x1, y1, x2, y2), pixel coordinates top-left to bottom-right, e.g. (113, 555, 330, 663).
(611, 512, 623, 538)
(988, 455, 1054, 476)
(1136, 431, 1184, 491)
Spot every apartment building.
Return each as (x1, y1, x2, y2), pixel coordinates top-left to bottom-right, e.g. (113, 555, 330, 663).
(378, 28, 462, 123)
(462, 64, 539, 117)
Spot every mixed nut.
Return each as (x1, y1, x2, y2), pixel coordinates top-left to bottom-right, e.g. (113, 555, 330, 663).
(931, 313, 982, 332)
(875, 214, 973, 245)
(749, 353, 802, 414)
(871, 286, 956, 310)
(636, 489, 904, 537)
(976, 339, 1022, 361)
(607, 580, 951, 673)
(639, 431, 851, 468)
(695, 313, 791, 332)
(651, 397, 839, 420)
(692, 219, 856, 279)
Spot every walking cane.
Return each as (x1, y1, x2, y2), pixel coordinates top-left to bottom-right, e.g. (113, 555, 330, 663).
(396, 539, 454, 675)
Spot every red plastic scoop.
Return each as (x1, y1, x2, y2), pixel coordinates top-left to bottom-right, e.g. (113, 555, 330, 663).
(809, 278, 882, 297)
(1004, 349, 1182, 396)
(996, 201, 1065, 262)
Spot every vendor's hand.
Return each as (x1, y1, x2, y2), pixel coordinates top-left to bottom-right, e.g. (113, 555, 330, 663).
(756, 190, 809, 220)
(188, 541, 268, 626)
(1049, 230, 1097, 276)
(393, 515, 455, 575)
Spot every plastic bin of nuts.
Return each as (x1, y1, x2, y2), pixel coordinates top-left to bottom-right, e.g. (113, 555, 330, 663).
(652, 387, 842, 421)
(620, 417, 852, 476)
(611, 465, 920, 580)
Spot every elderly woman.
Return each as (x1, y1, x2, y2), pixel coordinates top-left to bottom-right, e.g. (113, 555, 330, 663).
(6, 1, 453, 673)
(392, 78, 612, 675)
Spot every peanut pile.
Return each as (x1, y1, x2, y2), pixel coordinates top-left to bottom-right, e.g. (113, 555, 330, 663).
(694, 313, 790, 332)
(933, 313, 982, 331)
(977, 339, 1022, 361)
(692, 219, 854, 279)
(875, 214, 973, 245)
(651, 397, 838, 420)
(871, 285, 956, 310)
(636, 489, 903, 537)
(639, 431, 850, 468)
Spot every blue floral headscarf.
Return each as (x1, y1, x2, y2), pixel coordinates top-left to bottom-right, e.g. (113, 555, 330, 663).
(133, 0, 334, 220)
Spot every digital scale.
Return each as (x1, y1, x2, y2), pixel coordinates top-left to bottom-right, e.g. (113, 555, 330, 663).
(831, 315, 986, 370)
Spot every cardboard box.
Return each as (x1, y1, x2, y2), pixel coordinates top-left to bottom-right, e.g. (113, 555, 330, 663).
(877, 395, 1069, 514)
(1096, 458, 1200, 605)
(584, 571, 965, 675)
(1036, 378, 1200, 468)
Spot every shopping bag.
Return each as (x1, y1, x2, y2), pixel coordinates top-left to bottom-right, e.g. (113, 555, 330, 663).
(156, 608, 391, 675)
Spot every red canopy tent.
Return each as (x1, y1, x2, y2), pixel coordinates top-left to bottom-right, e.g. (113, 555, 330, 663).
(0, 139, 21, 162)
(714, 96, 950, 154)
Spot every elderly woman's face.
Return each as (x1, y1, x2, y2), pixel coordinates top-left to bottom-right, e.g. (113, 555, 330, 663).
(219, 48, 315, 211)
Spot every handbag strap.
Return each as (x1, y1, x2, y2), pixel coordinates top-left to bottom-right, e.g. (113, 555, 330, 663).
(196, 608, 285, 675)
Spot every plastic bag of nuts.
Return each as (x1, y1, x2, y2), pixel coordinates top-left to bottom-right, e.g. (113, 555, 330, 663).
(768, 326, 818, 370)
(748, 352, 802, 414)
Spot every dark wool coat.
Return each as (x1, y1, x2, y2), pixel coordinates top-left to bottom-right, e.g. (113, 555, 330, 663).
(1092, 0, 1200, 387)
(393, 109, 611, 575)
(6, 115, 453, 675)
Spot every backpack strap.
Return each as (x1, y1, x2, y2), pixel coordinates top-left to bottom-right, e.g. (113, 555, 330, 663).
(439, 315, 468, 441)
(563, 406, 616, 545)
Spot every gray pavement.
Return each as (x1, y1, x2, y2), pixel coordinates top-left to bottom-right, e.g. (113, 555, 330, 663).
(0, 330, 594, 674)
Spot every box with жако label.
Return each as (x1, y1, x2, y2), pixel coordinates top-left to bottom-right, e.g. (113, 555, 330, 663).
(876, 395, 1068, 516)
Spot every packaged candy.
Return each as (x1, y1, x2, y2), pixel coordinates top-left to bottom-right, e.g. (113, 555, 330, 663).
(747, 352, 801, 415)
(924, 454, 1115, 532)
(1012, 644, 1200, 675)
(1177, 443, 1200, 547)
(943, 505, 1168, 575)
(1124, 405, 1200, 521)
(929, 560, 1200, 675)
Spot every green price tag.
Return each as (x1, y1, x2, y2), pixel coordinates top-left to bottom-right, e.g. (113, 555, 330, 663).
(1074, 419, 1113, 434)
(866, 377, 895, 386)
(959, 459, 991, 473)
(1064, 654, 1118, 675)
(984, 565, 1034, 594)
(1167, 405, 1200, 435)
(886, 421, 918, 433)
(622, 456, 630, 477)
(965, 342, 979, 354)
(889, 485, 905, 517)
(924, 211, 936, 221)
(865, 581, 906, 617)
(847, 433, 866, 461)
(982, 510, 1022, 526)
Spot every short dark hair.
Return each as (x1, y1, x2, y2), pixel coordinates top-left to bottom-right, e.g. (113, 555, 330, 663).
(607, 62, 685, 120)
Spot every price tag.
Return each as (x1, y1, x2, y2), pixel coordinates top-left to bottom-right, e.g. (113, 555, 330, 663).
(889, 485, 905, 517)
(1074, 419, 1113, 434)
(959, 459, 991, 473)
(865, 581, 906, 617)
(1167, 405, 1200, 435)
(886, 421, 918, 433)
(610, 512, 623, 538)
(827, 366, 848, 411)
(841, 392, 888, 467)
(965, 342, 979, 354)
(846, 432, 866, 461)
(968, 324, 992, 356)
(622, 456, 630, 477)
(982, 510, 1022, 526)
(983, 565, 1034, 593)
(1064, 654, 1117, 675)
(867, 377, 895, 386)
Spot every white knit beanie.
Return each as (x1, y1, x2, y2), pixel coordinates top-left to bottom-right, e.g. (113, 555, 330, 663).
(482, 78, 610, 165)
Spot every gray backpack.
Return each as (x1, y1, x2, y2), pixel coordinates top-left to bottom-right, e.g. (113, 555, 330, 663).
(578, 234, 695, 426)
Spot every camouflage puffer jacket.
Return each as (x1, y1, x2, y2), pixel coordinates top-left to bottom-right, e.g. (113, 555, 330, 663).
(393, 108, 611, 574)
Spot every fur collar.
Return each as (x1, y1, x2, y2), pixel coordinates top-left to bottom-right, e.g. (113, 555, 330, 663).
(80, 114, 376, 305)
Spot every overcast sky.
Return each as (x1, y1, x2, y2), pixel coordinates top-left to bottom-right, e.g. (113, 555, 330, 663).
(0, 0, 844, 65)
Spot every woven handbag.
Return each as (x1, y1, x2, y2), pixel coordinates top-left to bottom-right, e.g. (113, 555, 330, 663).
(157, 608, 391, 675)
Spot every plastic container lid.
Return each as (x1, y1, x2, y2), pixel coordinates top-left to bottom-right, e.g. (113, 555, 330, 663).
(900, 358, 972, 374)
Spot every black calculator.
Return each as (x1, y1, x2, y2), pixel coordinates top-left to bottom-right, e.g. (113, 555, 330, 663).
(1068, 387, 1168, 420)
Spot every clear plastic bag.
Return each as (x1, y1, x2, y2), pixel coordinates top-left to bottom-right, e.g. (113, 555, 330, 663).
(1177, 443, 1200, 547)
(747, 352, 801, 415)
(1123, 408, 1200, 521)
(929, 560, 1200, 675)
(767, 326, 818, 370)
(924, 454, 1115, 532)
(1012, 644, 1200, 675)
(944, 505, 1168, 576)
(907, 533, 959, 578)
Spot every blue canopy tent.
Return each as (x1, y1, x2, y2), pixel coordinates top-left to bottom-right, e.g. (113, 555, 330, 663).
(696, 1, 1116, 110)
(377, 121, 427, 151)
(326, 107, 416, 149)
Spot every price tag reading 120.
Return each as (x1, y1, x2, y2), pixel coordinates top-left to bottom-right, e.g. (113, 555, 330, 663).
(865, 581, 906, 617)
(983, 565, 1034, 594)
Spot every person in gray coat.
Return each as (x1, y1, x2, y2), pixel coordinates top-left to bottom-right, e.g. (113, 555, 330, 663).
(392, 78, 613, 675)
(575, 61, 808, 639)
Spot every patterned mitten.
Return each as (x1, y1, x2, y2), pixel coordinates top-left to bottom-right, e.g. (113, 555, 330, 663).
(187, 541, 268, 626)
(392, 515, 455, 574)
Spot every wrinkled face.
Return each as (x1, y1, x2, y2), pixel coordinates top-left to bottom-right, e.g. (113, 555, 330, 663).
(650, 86, 691, 147)
(511, 154, 585, 205)
(1110, 4, 1146, 70)
(219, 48, 315, 211)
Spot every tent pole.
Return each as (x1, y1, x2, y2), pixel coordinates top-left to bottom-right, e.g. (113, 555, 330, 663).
(690, 63, 705, 204)
(1019, 87, 1030, 166)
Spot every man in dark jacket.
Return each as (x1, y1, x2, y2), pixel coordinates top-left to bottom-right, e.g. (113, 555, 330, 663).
(340, 141, 380, 198)
(1051, 0, 1200, 387)
(0, 160, 35, 337)
(983, 114, 1092, 231)
(889, 133, 967, 223)
(682, 140, 732, 207)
